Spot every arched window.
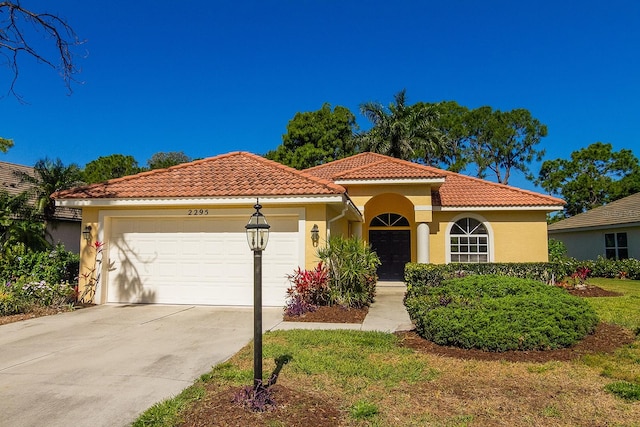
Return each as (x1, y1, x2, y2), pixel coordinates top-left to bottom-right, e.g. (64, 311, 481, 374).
(369, 213, 409, 227)
(450, 217, 489, 263)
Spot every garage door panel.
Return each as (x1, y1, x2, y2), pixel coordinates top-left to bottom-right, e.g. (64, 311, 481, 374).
(107, 217, 298, 306)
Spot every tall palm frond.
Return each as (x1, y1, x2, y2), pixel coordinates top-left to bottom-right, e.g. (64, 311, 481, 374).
(356, 89, 446, 161)
(14, 158, 83, 222)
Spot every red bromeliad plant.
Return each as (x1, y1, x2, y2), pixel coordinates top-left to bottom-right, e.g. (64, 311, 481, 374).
(78, 241, 104, 304)
(284, 262, 329, 316)
(569, 266, 590, 288)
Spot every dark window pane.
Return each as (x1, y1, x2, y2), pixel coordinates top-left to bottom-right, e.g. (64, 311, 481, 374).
(470, 246, 478, 253)
(451, 246, 459, 253)
(479, 245, 487, 252)
(605, 233, 615, 248)
(473, 224, 488, 234)
(370, 217, 386, 227)
(451, 237, 459, 244)
(606, 249, 617, 259)
(617, 233, 628, 247)
(479, 254, 488, 262)
(479, 237, 487, 244)
(461, 246, 469, 252)
(618, 248, 629, 260)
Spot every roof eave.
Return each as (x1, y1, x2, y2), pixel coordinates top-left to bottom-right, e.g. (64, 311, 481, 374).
(335, 177, 446, 185)
(55, 194, 347, 208)
(548, 221, 640, 233)
(435, 205, 565, 212)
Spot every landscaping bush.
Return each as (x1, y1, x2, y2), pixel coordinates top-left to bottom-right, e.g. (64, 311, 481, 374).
(405, 275, 599, 351)
(404, 262, 567, 299)
(284, 262, 327, 316)
(317, 236, 380, 308)
(0, 244, 79, 285)
(0, 244, 79, 315)
(543, 256, 640, 281)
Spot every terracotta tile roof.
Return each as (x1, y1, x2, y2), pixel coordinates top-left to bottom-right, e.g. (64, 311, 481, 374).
(332, 158, 444, 181)
(548, 192, 640, 232)
(54, 152, 345, 199)
(431, 170, 565, 207)
(304, 152, 564, 208)
(0, 161, 80, 221)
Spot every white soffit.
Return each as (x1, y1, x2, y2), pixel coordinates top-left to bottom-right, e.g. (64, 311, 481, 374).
(56, 195, 346, 208)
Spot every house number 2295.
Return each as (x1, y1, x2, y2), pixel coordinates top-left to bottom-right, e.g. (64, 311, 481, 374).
(188, 209, 209, 216)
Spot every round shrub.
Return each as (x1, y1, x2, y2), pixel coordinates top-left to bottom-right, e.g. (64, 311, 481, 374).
(405, 275, 599, 352)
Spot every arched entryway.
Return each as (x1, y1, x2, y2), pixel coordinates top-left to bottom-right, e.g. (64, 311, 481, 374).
(369, 213, 411, 281)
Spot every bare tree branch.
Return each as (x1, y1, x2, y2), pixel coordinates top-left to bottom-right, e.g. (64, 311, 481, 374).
(0, 1, 84, 101)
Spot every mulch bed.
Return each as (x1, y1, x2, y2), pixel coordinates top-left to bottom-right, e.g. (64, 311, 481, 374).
(283, 305, 368, 323)
(565, 285, 623, 297)
(397, 323, 636, 363)
(180, 383, 343, 427)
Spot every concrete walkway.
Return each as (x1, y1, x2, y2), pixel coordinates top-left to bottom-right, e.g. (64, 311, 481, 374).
(271, 281, 413, 332)
(0, 283, 412, 427)
(0, 305, 283, 427)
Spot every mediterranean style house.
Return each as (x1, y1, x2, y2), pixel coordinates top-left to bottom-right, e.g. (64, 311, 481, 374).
(548, 191, 639, 260)
(54, 151, 564, 306)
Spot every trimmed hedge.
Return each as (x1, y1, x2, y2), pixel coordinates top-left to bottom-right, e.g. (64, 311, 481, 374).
(404, 262, 566, 299)
(405, 275, 599, 352)
(557, 257, 640, 280)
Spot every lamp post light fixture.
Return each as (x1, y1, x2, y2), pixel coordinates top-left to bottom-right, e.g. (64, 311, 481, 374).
(82, 225, 92, 243)
(310, 224, 320, 247)
(245, 200, 270, 388)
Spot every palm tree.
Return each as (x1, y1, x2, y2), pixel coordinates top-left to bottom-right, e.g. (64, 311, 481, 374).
(0, 191, 49, 254)
(15, 158, 83, 223)
(356, 89, 446, 161)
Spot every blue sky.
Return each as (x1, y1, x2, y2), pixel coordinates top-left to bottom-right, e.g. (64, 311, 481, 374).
(2, 0, 639, 191)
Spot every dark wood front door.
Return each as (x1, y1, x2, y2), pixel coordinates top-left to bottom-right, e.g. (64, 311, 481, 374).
(369, 230, 411, 281)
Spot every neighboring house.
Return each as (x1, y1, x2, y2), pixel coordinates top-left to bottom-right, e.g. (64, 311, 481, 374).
(53, 151, 564, 306)
(548, 192, 640, 260)
(0, 161, 81, 253)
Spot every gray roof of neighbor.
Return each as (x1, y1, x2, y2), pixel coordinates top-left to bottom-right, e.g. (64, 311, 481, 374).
(0, 161, 81, 221)
(548, 192, 640, 232)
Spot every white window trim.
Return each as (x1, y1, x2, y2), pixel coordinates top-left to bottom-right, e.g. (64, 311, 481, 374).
(445, 213, 495, 263)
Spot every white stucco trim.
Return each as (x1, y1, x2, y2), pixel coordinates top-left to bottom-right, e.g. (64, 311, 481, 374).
(56, 195, 346, 208)
(434, 205, 564, 212)
(444, 212, 495, 263)
(414, 205, 432, 211)
(335, 178, 446, 185)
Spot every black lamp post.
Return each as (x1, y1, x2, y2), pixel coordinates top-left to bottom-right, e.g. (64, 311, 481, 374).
(245, 200, 270, 388)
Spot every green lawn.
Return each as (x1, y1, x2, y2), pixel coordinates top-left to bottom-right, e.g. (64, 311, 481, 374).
(587, 277, 640, 332)
(134, 278, 640, 426)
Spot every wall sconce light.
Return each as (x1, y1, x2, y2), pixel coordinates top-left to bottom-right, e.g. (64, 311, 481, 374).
(310, 224, 320, 246)
(82, 225, 92, 243)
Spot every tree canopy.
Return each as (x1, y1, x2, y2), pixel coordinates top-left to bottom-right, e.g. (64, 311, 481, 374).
(147, 151, 192, 170)
(265, 103, 357, 169)
(15, 158, 83, 222)
(355, 90, 445, 162)
(419, 102, 547, 184)
(536, 142, 640, 217)
(83, 154, 141, 184)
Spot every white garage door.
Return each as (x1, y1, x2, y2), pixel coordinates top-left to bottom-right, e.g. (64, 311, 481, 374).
(106, 216, 299, 306)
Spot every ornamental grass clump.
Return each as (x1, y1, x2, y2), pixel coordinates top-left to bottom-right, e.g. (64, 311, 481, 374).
(405, 275, 599, 352)
(317, 236, 379, 308)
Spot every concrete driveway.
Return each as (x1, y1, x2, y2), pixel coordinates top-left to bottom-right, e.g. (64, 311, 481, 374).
(0, 304, 283, 427)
